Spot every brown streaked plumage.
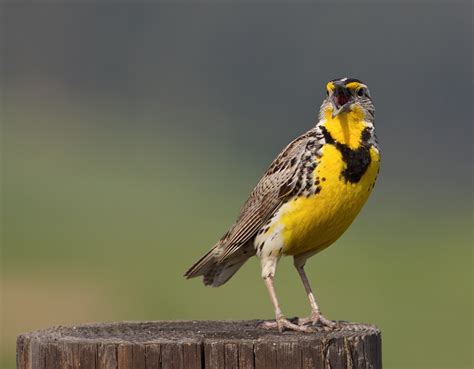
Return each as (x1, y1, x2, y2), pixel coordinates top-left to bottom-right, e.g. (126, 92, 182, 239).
(184, 128, 319, 286)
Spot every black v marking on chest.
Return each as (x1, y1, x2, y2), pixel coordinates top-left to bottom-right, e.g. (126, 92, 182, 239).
(320, 126, 372, 184)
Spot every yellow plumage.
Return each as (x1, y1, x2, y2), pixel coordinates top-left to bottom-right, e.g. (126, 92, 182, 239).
(280, 146, 379, 256)
(276, 108, 380, 256)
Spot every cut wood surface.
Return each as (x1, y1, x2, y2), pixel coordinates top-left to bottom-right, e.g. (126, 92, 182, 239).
(17, 320, 382, 369)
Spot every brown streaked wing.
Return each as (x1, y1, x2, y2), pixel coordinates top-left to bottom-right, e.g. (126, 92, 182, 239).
(218, 128, 319, 261)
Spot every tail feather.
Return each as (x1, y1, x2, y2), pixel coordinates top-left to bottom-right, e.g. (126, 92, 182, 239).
(184, 243, 255, 287)
(184, 247, 217, 280)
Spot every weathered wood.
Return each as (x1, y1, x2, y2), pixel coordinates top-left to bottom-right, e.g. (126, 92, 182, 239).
(17, 320, 382, 369)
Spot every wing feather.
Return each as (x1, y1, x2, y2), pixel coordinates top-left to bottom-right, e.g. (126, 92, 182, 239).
(217, 128, 319, 261)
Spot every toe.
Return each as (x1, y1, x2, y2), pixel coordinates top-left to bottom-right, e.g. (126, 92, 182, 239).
(317, 315, 336, 328)
(298, 313, 336, 329)
(262, 318, 313, 332)
(261, 321, 279, 329)
(280, 318, 313, 332)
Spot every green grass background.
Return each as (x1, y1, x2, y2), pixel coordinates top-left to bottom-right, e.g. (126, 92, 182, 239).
(2, 103, 472, 369)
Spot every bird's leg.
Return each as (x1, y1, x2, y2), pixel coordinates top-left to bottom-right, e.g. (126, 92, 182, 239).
(294, 260, 335, 328)
(261, 276, 312, 332)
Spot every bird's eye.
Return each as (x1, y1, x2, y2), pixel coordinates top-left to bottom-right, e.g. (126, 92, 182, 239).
(357, 88, 365, 97)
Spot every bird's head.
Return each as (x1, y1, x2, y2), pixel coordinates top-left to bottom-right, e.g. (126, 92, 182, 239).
(322, 77, 374, 120)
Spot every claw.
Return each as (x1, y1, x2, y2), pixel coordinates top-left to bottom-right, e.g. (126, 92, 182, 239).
(263, 317, 314, 333)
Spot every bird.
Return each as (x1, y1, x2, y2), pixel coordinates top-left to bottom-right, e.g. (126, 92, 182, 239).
(184, 77, 380, 332)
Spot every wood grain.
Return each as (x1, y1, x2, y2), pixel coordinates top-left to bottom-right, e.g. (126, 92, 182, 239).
(17, 320, 382, 369)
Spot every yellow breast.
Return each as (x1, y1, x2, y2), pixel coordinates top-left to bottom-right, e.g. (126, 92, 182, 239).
(277, 110, 380, 256)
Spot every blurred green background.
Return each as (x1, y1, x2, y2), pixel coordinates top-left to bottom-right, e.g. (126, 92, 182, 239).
(1, 2, 472, 369)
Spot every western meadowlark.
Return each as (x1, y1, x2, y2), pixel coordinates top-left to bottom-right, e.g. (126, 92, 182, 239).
(185, 77, 380, 332)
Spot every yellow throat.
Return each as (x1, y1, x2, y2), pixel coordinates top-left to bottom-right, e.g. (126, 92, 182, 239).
(323, 105, 368, 149)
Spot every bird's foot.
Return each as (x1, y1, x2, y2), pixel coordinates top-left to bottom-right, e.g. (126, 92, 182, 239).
(298, 311, 336, 330)
(262, 316, 313, 333)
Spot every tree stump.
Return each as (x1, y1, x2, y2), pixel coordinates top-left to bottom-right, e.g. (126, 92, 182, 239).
(17, 320, 381, 369)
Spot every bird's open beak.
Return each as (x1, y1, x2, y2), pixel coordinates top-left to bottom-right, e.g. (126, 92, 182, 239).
(331, 83, 352, 118)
